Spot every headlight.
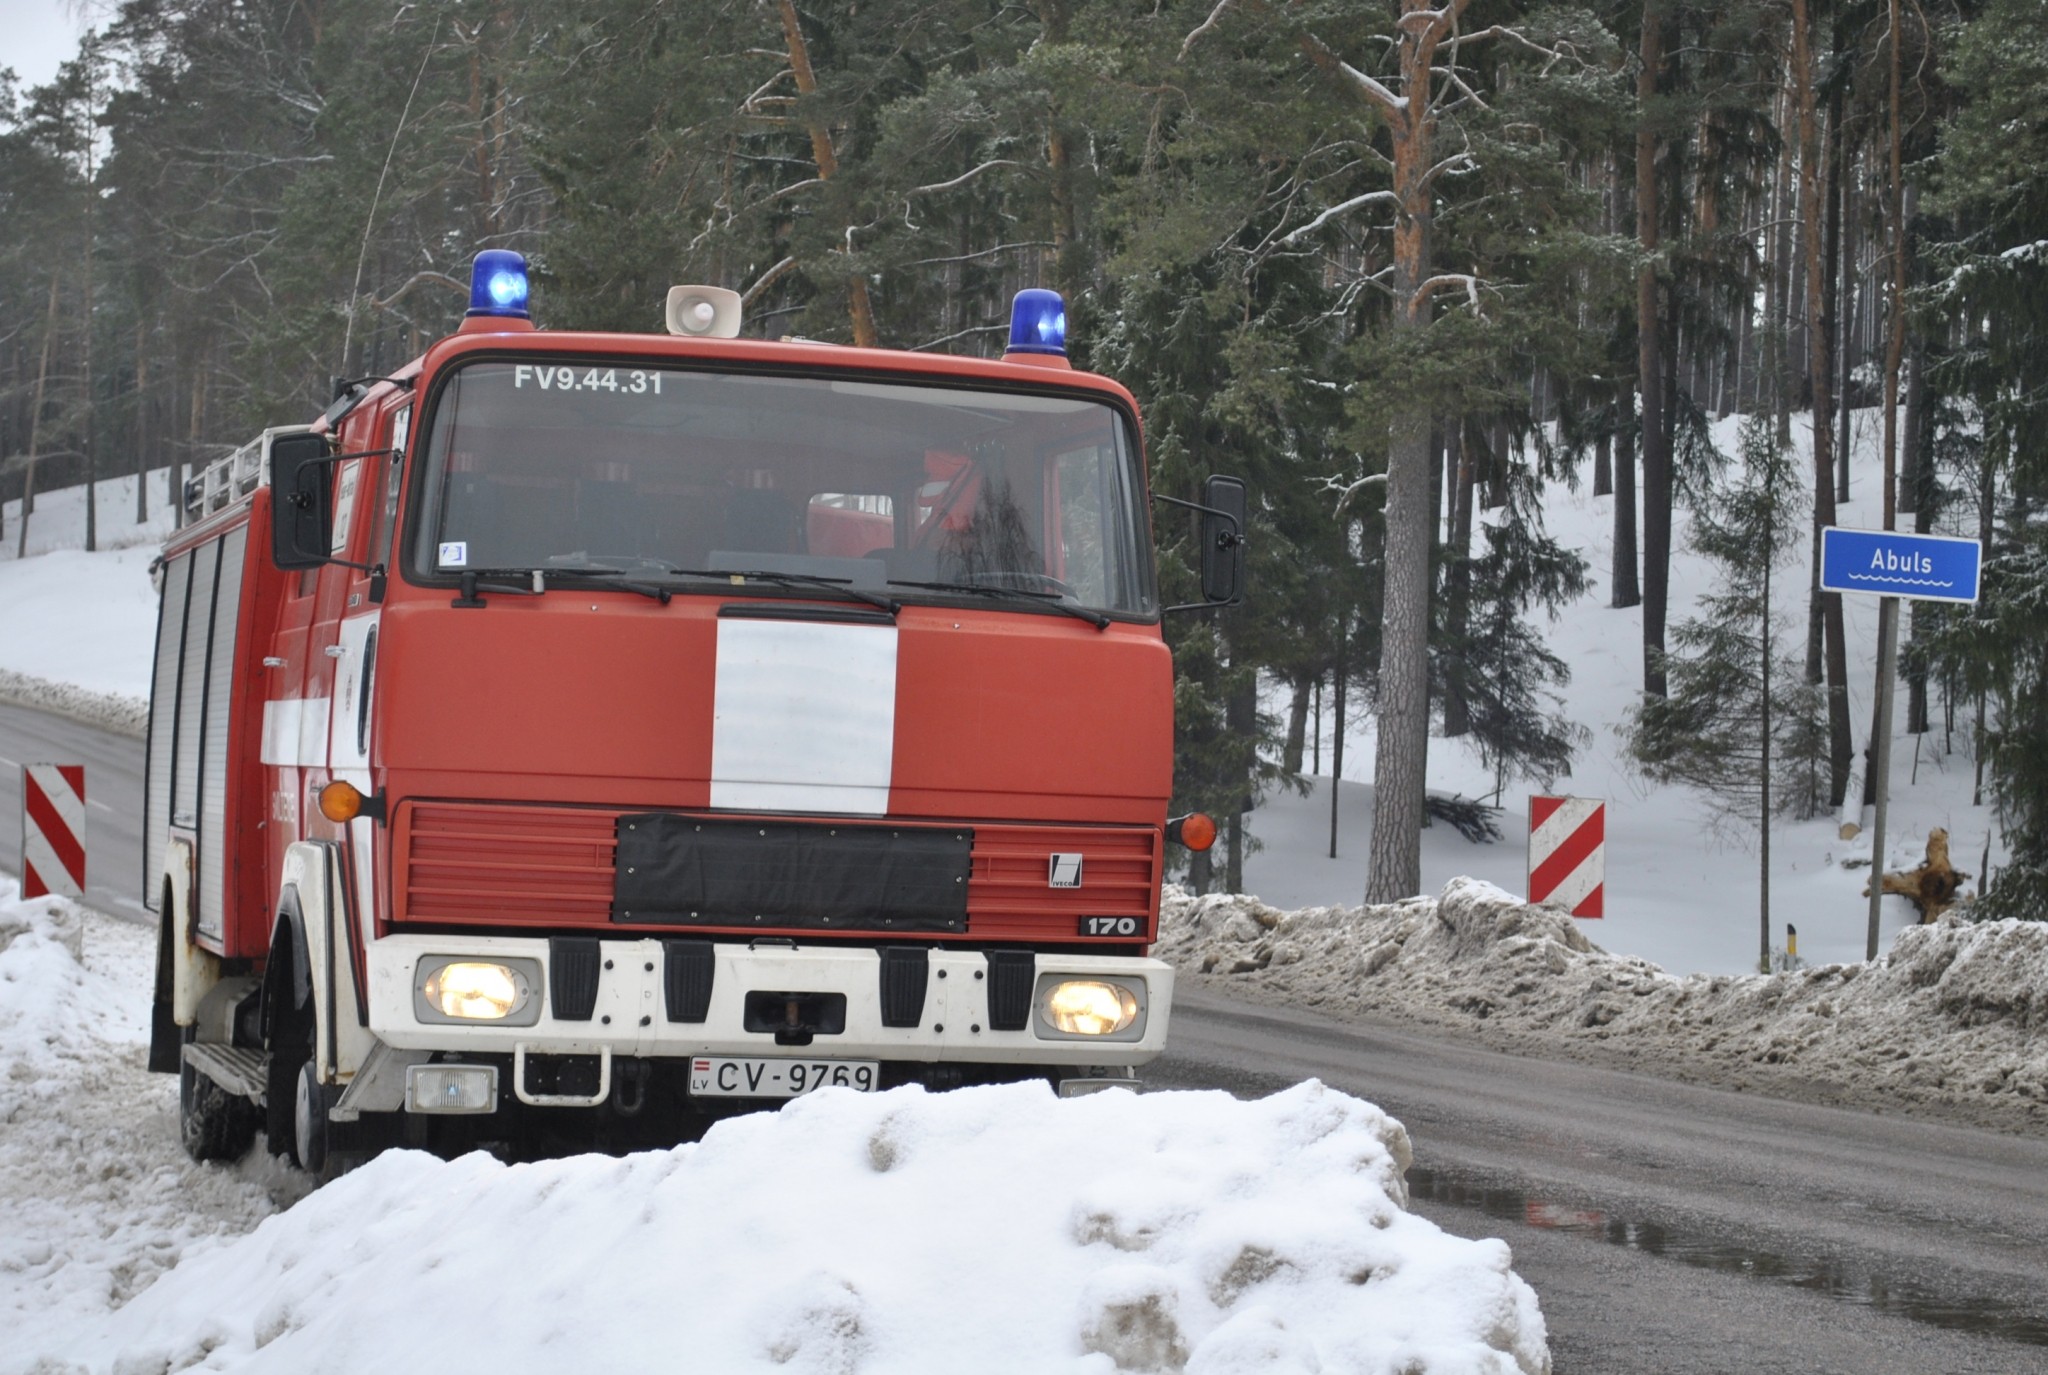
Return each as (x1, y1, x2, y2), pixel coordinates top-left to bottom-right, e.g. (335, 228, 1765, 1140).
(413, 956, 541, 1025)
(1042, 980, 1140, 1036)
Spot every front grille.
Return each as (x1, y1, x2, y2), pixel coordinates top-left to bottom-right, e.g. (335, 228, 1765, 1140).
(401, 803, 615, 926)
(396, 802, 1159, 940)
(966, 826, 1159, 939)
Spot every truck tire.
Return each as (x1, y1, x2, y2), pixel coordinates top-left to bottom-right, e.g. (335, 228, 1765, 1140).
(179, 1035, 258, 1162)
(294, 1059, 332, 1173)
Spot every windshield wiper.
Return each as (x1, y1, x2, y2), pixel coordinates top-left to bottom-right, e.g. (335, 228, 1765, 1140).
(888, 579, 1111, 630)
(663, 567, 900, 616)
(452, 566, 672, 605)
(451, 568, 543, 607)
(536, 567, 674, 604)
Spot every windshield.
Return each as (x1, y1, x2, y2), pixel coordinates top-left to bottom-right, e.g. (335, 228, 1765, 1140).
(409, 361, 1157, 617)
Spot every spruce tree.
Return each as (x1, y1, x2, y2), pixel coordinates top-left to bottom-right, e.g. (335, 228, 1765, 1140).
(1921, 0, 2048, 918)
(1628, 415, 1827, 961)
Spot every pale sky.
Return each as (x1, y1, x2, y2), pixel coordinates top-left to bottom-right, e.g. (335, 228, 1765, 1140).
(0, 1, 96, 97)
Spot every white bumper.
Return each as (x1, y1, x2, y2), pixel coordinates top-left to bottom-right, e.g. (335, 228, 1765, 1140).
(364, 935, 1172, 1065)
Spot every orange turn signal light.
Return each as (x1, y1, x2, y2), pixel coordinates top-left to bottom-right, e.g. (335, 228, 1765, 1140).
(318, 780, 370, 823)
(1166, 812, 1217, 852)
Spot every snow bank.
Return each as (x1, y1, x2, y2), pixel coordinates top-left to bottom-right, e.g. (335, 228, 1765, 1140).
(2, 876, 1547, 1375)
(0, 667, 147, 738)
(0, 544, 159, 737)
(0, 882, 303, 1359)
(37, 1079, 1548, 1375)
(1161, 879, 2048, 1133)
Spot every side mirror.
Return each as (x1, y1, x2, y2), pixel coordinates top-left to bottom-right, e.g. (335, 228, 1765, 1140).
(269, 431, 333, 570)
(1198, 475, 1246, 606)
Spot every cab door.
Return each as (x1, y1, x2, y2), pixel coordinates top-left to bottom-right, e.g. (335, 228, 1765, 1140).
(323, 402, 408, 939)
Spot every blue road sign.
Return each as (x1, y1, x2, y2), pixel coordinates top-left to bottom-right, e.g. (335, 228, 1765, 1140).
(1819, 526, 1982, 604)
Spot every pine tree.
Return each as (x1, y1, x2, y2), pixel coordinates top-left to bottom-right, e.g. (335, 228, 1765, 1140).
(1628, 415, 1827, 962)
(1439, 467, 1590, 801)
(1920, 0, 2048, 918)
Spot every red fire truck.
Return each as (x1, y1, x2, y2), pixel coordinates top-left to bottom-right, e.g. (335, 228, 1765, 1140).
(146, 255, 1242, 1170)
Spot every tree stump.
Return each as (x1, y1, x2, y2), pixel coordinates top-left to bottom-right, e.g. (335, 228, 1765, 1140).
(1863, 828, 1970, 923)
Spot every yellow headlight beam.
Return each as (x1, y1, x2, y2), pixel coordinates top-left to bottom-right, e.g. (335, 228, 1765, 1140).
(423, 962, 522, 1020)
(1042, 980, 1140, 1036)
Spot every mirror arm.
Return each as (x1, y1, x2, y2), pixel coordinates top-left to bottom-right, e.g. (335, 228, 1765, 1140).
(294, 446, 398, 468)
(1150, 491, 1246, 546)
(1152, 491, 1245, 614)
(273, 445, 397, 576)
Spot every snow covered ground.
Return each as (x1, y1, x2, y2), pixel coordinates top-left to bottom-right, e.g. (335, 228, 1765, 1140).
(1249, 408, 2006, 976)
(1160, 878, 2047, 1135)
(0, 471, 173, 735)
(0, 881, 309, 1369)
(0, 885, 1549, 1375)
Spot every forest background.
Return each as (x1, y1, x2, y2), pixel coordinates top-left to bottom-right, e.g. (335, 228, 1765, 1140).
(2, 0, 2045, 918)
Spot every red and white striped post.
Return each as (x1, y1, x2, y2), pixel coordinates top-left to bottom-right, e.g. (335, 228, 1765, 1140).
(20, 764, 86, 900)
(1527, 795, 1603, 918)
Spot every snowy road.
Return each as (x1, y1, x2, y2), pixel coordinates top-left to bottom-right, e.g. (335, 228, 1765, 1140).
(1157, 990, 2048, 1375)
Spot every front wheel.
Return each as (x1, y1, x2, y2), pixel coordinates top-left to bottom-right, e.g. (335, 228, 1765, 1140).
(294, 1059, 333, 1173)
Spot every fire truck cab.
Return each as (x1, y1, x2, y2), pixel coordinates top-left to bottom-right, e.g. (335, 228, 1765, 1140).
(147, 257, 1242, 1170)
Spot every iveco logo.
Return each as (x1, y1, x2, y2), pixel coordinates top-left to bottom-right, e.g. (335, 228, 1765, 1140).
(1048, 853, 1084, 889)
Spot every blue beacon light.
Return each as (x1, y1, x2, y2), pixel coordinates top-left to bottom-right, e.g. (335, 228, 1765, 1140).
(1007, 288, 1067, 355)
(467, 250, 530, 319)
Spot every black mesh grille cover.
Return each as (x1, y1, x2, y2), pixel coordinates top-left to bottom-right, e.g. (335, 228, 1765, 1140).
(984, 949, 1035, 1032)
(613, 814, 972, 932)
(549, 936, 601, 1021)
(877, 947, 929, 1028)
(663, 940, 716, 1023)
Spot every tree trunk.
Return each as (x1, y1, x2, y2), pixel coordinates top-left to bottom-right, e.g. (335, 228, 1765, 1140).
(1034, 0, 1080, 296)
(17, 273, 60, 560)
(80, 56, 97, 553)
(1225, 669, 1255, 892)
(1368, 392, 1434, 900)
(1313, 677, 1322, 775)
(1284, 679, 1311, 774)
(82, 161, 97, 554)
(1760, 536, 1772, 970)
(1442, 419, 1476, 738)
(1881, 0, 1912, 779)
(777, 0, 878, 348)
(1637, 3, 1670, 696)
(1829, 108, 1851, 504)
(1329, 647, 1347, 859)
(1612, 410, 1640, 608)
(1790, 0, 1854, 807)
(134, 319, 149, 523)
(1300, 0, 1471, 904)
(1594, 429, 1612, 497)
(1905, 336, 1930, 733)
(181, 359, 207, 531)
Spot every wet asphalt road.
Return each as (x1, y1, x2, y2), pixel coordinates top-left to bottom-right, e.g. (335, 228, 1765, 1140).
(0, 702, 149, 925)
(5, 699, 2045, 1373)
(1157, 990, 2048, 1375)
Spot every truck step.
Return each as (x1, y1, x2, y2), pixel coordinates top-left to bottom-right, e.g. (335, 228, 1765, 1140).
(183, 1042, 269, 1103)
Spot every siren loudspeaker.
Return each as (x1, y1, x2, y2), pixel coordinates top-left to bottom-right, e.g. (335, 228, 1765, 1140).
(665, 285, 743, 338)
